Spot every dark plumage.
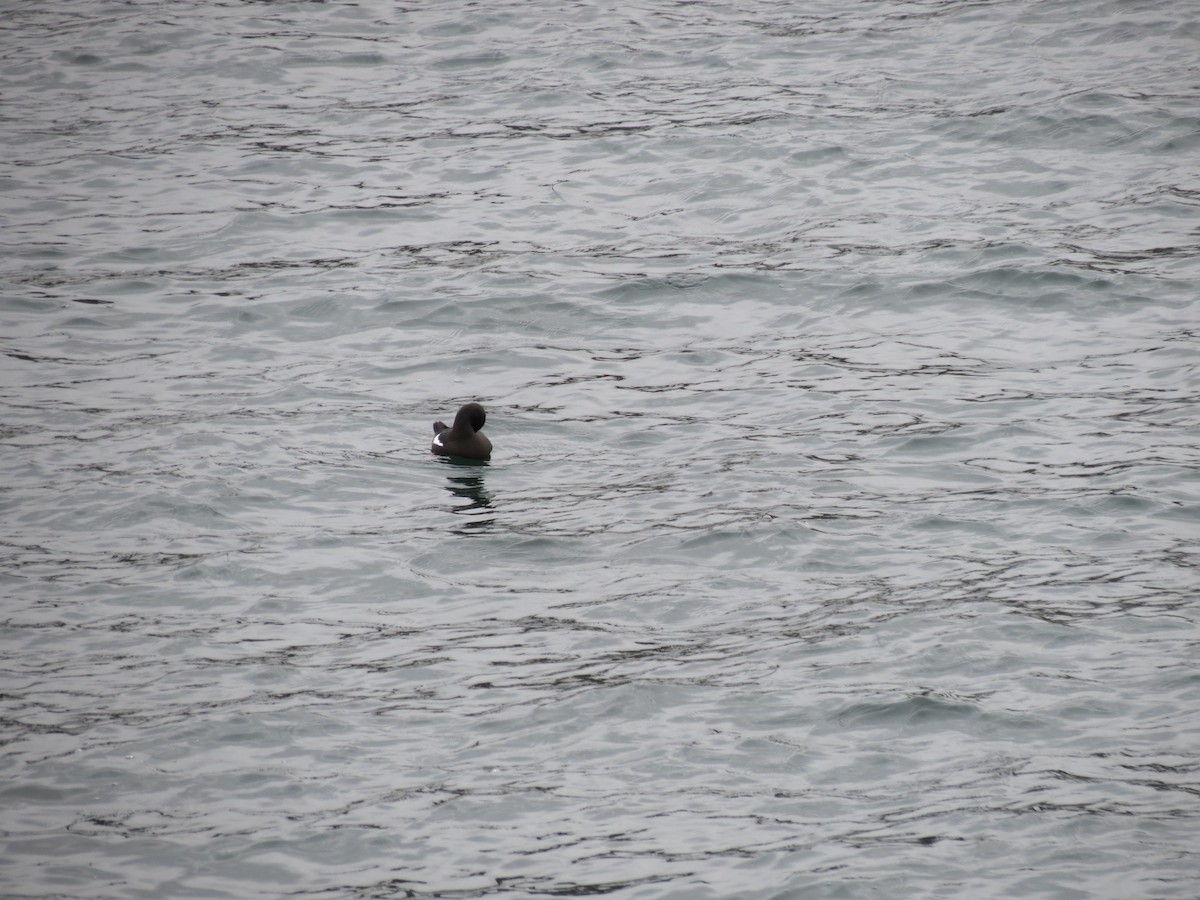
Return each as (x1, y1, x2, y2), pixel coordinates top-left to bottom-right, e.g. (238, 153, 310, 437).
(431, 402, 492, 460)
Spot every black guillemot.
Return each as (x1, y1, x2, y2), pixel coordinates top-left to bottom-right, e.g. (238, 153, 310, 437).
(431, 402, 492, 461)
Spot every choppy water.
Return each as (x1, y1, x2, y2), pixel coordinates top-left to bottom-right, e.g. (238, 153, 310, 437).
(2, 1, 1199, 897)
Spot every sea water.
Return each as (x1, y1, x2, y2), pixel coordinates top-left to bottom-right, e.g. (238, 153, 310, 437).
(1, 1, 1198, 897)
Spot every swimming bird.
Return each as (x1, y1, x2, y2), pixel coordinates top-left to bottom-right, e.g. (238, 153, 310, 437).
(431, 402, 492, 460)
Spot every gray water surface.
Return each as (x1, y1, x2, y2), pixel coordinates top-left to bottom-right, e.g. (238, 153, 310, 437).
(2, 1, 1198, 897)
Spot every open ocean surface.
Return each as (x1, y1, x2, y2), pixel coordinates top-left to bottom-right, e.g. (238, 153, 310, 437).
(2, 1, 1198, 897)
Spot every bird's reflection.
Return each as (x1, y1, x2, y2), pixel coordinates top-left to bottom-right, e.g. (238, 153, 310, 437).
(439, 457, 494, 532)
